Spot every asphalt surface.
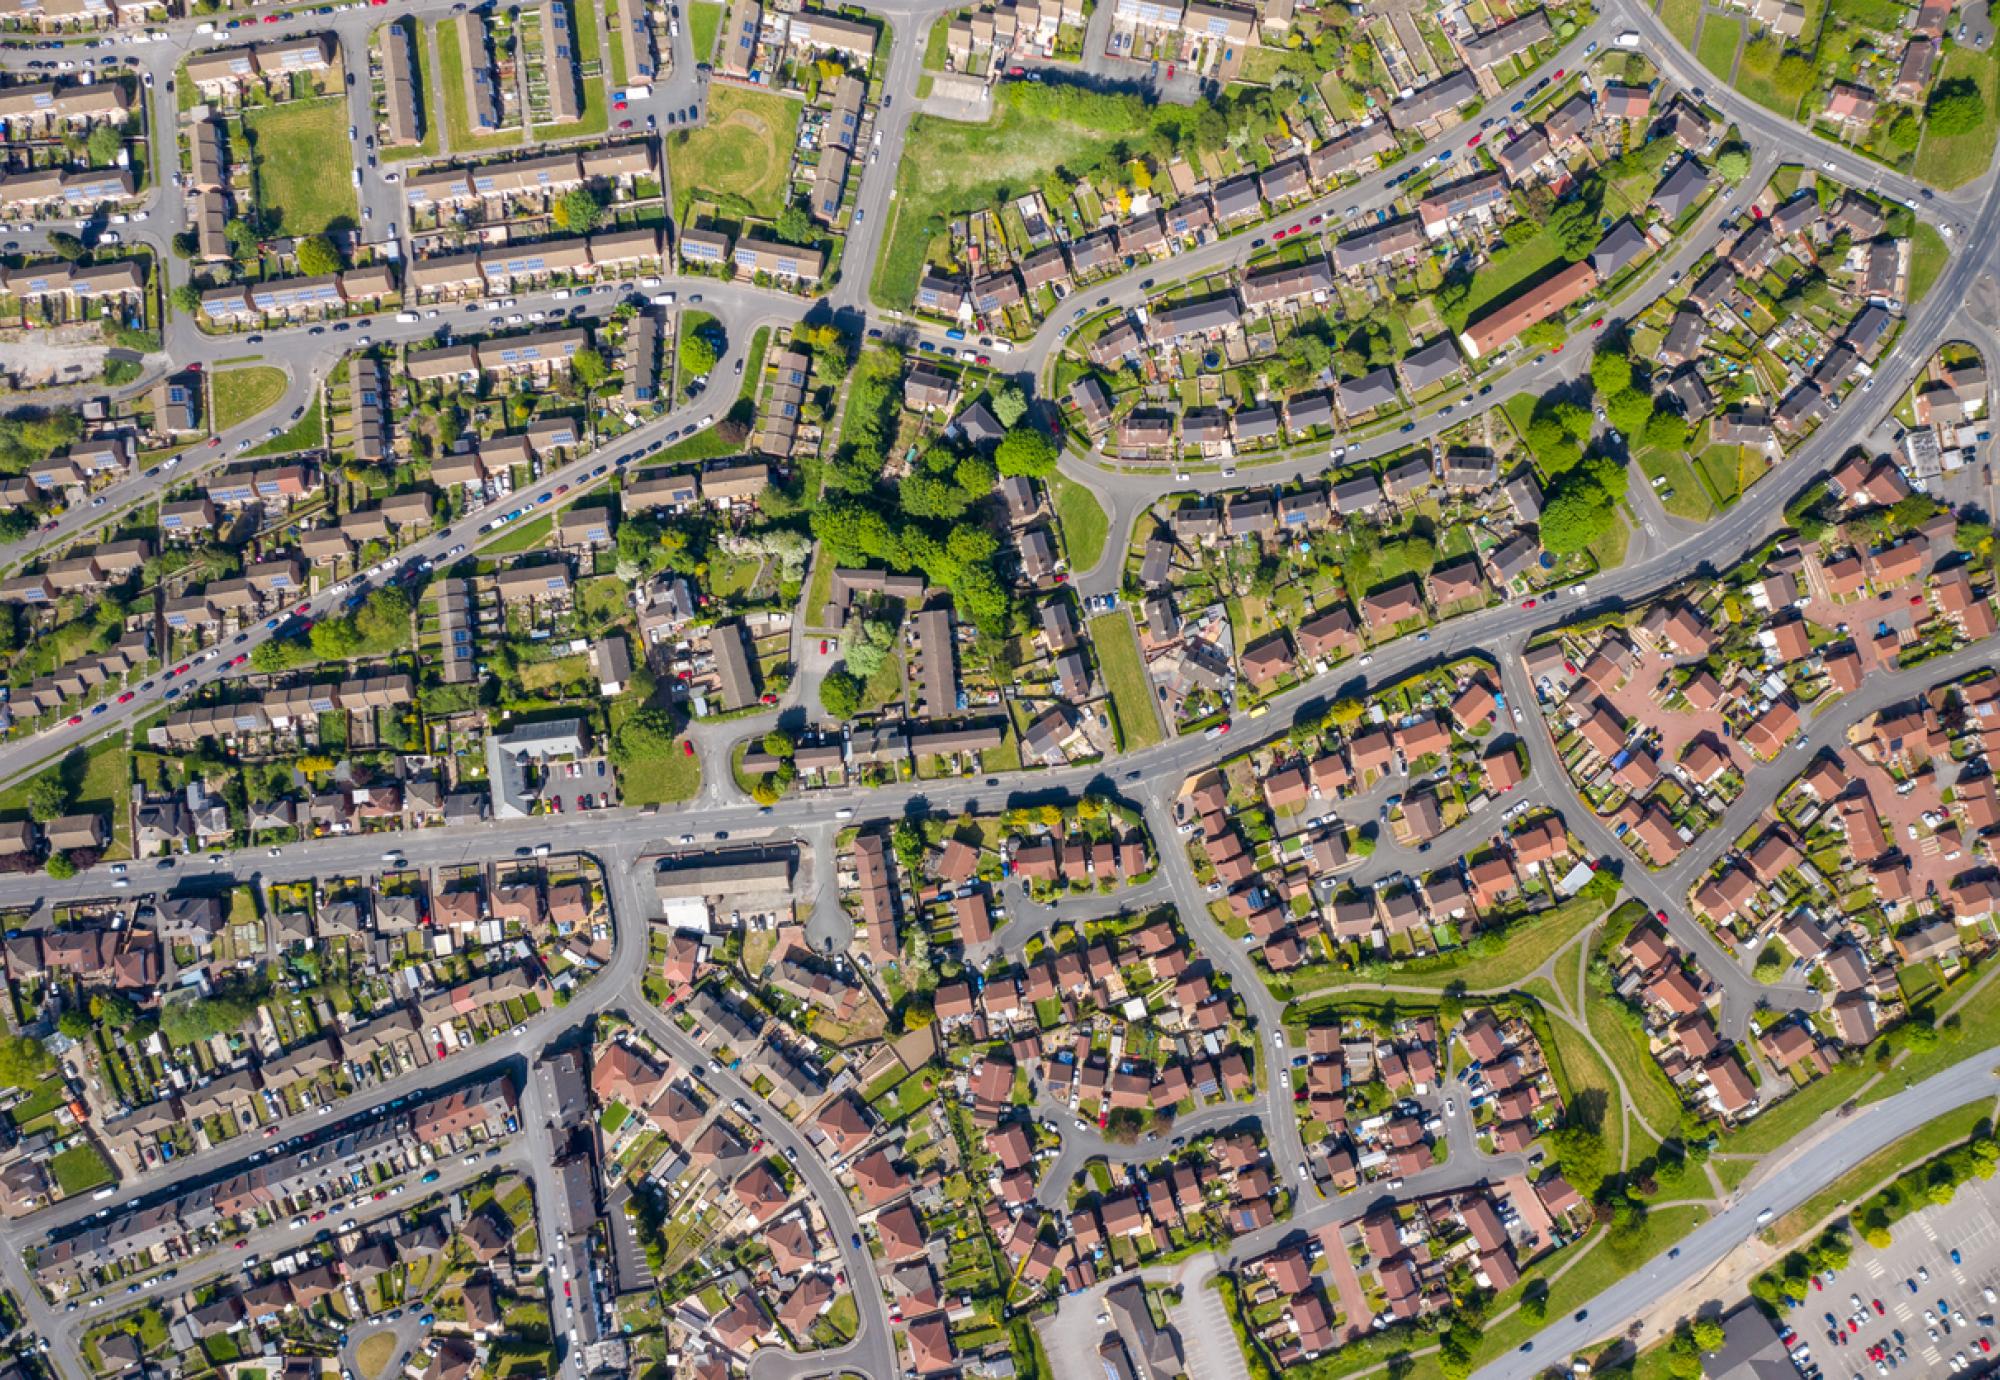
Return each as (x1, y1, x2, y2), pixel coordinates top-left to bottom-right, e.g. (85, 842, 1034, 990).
(0, 1, 1997, 1377)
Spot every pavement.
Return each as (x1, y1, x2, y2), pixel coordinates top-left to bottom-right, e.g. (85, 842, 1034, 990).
(0, 2, 1995, 1377)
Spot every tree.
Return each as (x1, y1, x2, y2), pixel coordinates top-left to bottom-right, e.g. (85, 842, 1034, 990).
(555, 187, 602, 233)
(773, 200, 812, 246)
(1591, 348, 1634, 398)
(1926, 78, 1985, 136)
(294, 234, 342, 276)
(171, 282, 203, 314)
(1692, 1318, 1727, 1352)
(1540, 474, 1618, 556)
(679, 330, 718, 378)
(819, 668, 862, 720)
(26, 775, 69, 823)
(1549, 198, 1602, 259)
(46, 232, 85, 262)
(1328, 697, 1364, 729)
(571, 347, 608, 390)
(1716, 144, 1752, 182)
(1606, 386, 1654, 435)
(224, 219, 259, 258)
(1644, 408, 1691, 450)
(762, 730, 794, 759)
(57, 1009, 91, 1039)
(995, 426, 1058, 478)
(87, 123, 122, 167)
(991, 383, 1028, 428)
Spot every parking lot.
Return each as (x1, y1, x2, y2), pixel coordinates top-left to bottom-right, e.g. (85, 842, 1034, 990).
(1804, 1174, 2000, 1380)
(536, 755, 618, 814)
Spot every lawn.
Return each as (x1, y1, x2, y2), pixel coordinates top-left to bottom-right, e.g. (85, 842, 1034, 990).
(1766, 1099, 1994, 1242)
(688, 0, 724, 63)
(1734, 30, 1813, 118)
(1583, 972, 1689, 1132)
(873, 86, 1189, 309)
(610, 699, 701, 805)
(1473, 1207, 1710, 1359)
(1088, 612, 1164, 751)
(246, 393, 321, 458)
(434, 16, 524, 151)
(1631, 441, 1718, 522)
(665, 85, 801, 221)
(209, 365, 288, 433)
(50, 1142, 114, 1196)
(356, 1334, 399, 1377)
(1909, 223, 1949, 303)
(1913, 46, 2000, 188)
(1050, 474, 1109, 572)
(0, 738, 132, 860)
(1446, 229, 1568, 331)
(485, 514, 554, 554)
(1696, 14, 1741, 83)
(1660, 0, 1701, 46)
(242, 97, 358, 236)
(1527, 985, 1626, 1168)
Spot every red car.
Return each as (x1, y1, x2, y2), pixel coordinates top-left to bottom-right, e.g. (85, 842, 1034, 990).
(208, 437, 222, 448)
(619, 119, 634, 129)
(682, 740, 695, 757)
(234, 1241, 247, 1251)
(1591, 317, 1604, 328)
(1656, 910, 1669, 922)
(555, 484, 569, 495)
(117, 691, 134, 704)
(1980, 1340, 1992, 1354)
(1522, 598, 1538, 609)
(66, 715, 82, 726)
(1165, 64, 1175, 77)
(614, 100, 628, 110)
(1551, 343, 1564, 353)
(1287, 224, 1300, 235)
(292, 602, 309, 615)
(1309, 214, 1323, 225)
(1554, 67, 1565, 78)
(436, 1041, 448, 1058)
(1873, 1301, 1885, 1315)
(819, 639, 829, 654)
(231, 654, 248, 667)
(173, 663, 191, 675)
(1271, 227, 1287, 240)
(1468, 134, 1483, 147)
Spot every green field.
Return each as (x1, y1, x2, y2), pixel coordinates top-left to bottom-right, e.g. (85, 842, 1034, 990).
(434, 17, 525, 151)
(246, 393, 322, 458)
(50, 1143, 114, 1197)
(210, 366, 288, 432)
(1632, 442, 1718, 523)
(689, 0, 724, 63)
(1050, 474, 1109, 572)
(874, 88, 1187, 309)
(1910, 224, 1949, 303)
(1734, 31, 1813, 117)
(610, 701, 702, 805)
(1088, 612, 1164, 752)
(1696, 14, 1741, 83)
(0, 739, 132, 860)
(356, 1334, 399, 1377)
(1914, 47, 2000, 188)
(243, 98, 358, 236)
(1660, 0, 1702, 46)
(666, 85, 801, 221)
(485, 513, 554, 553)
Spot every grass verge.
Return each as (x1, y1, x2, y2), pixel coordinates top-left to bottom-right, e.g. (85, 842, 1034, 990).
(1088, 611, 1163, 751)
(209, 365, 288, 433)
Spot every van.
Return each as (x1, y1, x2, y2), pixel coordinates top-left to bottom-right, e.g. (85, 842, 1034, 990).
(1615, 30, 1641, 46)
(92, 1187, 116, 1201)
(396, 312, 419, 324)
(834, 808, 854, 819)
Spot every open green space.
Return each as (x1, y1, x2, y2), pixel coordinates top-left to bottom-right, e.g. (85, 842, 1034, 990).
(485, 514, 554, 554)
(873, 86, 1193, 310)
(1050, 474, 1109, 572)
(242, 97, 358, 236)
(0, 738, 132, 860)
(689, 0, 724, 62)
(1660, 0, 1702, 46)
(1913, 46, 2000, 188)
(1909, 223, 1950, 303)
(209, 366, 289, 433)
(246, 393, 322, 458)
(1088, 611, 1163, 752)
(49, 1142, 114, 1196)
(1696, 15, 1741, 83)
(356, 1333, 399, 1377)
(609, 697, 702, 805)
(1734, 32, 1814, 118)
(665, 85, 801, 222)
(434, 17, 525, 151)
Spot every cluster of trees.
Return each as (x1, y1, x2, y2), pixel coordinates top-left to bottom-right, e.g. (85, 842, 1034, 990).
(1751, 1226, 1859, 1310)
(56, 994, 137, 1040)
(158, 977, 269, 1048)
(0, 1035, 52, 1087)
(1852, 1127, 2000, 1248)
(1661, 1318, 1731, 1380)
(0, 410, 82, 476)
(294, 234, 343, 277)
(550, 187, 603, 233)
(1926, 77, 1986, 137)
(614, 509, 711, 582)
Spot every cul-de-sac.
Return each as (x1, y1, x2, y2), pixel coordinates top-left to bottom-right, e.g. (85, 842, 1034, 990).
(0, 0, 1996, 1377)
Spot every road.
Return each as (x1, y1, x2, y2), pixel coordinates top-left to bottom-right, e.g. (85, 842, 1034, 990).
(0, 0, 1996, 1374)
